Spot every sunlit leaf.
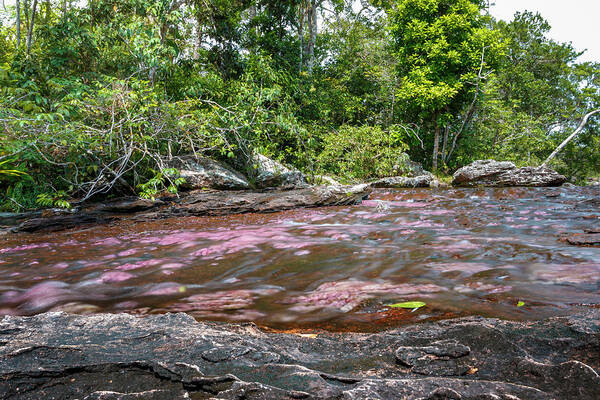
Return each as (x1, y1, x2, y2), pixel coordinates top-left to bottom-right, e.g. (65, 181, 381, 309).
(388, 301, 426, 309)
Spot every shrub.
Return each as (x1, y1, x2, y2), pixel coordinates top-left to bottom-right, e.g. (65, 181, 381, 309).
(318, 125, 408, 181)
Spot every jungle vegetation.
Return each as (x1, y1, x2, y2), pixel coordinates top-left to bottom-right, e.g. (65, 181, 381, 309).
(0, 0, 598, 210)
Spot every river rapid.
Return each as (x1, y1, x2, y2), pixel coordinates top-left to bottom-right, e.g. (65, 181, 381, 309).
(1, 187, 599, 331)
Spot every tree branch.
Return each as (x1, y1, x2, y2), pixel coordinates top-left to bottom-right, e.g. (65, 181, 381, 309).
(541, 109, 600, 167)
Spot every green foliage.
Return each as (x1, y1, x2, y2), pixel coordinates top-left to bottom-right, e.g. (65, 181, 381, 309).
(0, 0, 598, 211)
(36, 191, 72, 209)
(318, 125, 408, 181)
(0, 159, 28, 180)
(137, 168, 185, 200)
(386, 0, 505, 168)
(466, 13, 600, 178)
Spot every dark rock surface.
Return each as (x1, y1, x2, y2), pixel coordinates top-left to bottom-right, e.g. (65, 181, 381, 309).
(11, 185, 370, 233)
(0, 212, 42, 228)
(369, 175, 436, 189)
(167, 156, 251, 190)
(453, 160, 567, 187)
(566, 233, 600, 246)
(1, 310, 598, 399)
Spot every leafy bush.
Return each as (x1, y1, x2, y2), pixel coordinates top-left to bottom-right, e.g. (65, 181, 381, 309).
(318, 125, 408, 181)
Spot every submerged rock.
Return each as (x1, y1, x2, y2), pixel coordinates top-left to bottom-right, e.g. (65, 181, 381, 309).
(369, 175, 437, 188)
(566, 233, 600, 246)
(167, 155, 251, 190)
(452, 160, 566, 187)
(1, 310, 598, 399)
(250, 153, 308, 189)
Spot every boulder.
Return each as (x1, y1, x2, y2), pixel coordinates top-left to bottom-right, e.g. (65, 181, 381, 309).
(1, 310, 598, 399)
(167, 156, 251, 190)
(250, 153, 308, 189)
(369, 175, 437, 189)
(452, 160, 567, 187)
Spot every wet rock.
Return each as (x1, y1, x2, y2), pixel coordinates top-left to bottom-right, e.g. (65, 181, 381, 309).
(452, 160, 566, 187)
(13, 185, 370, 233)
(566, 233, 600, 246)
(395, 340, 472, 376)
(97, 198, 163, 213)
(167, 155, 251, 190)
(369, 175, 436, 189)
(578, 198, 600, 208)
(145, 184, 371, 218)
(0, 310, 598, 399)
(250, 153, 308, 189)
(0, 212, 42, 227)
(15, 213, 117, 233)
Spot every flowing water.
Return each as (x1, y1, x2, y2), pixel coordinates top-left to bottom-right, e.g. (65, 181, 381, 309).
(1, 187, 599, 331)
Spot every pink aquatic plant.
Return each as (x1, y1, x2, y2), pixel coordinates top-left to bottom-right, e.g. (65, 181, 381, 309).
(0, 243, 51, 254)
(100, 271, 135, 283)
(283, 280, 445, 312)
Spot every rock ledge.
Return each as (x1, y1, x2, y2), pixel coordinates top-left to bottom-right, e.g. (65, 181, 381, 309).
(1, 310, 598, 399)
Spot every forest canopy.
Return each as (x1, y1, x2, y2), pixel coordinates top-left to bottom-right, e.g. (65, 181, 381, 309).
(0, 0, 598, 210)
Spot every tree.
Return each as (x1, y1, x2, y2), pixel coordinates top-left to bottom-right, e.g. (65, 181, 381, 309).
(387, 0, 501, 170)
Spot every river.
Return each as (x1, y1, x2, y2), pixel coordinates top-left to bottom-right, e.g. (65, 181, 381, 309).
(1, 186, 598, 331)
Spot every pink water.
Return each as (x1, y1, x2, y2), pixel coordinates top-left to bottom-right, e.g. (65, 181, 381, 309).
(1, 187, 599, 331)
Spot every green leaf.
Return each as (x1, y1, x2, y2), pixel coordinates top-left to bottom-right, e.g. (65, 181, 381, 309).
(517, 301, 525, 307)
(388, 301, 426, 309)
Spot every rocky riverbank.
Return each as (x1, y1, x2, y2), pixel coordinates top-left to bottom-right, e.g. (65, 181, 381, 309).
(1, 310, 598, 399)
(0, 157, 572, 235)
(2, 184, 371, 234)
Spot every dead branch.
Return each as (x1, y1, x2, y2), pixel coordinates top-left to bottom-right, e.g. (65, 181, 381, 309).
(541, 109, 600, 167)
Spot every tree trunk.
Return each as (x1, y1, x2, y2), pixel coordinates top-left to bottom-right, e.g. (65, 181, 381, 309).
(541, 109, 600, 167)
(441, 125, 449, 164)
(26, 0, 37, 55)
(16, 0, 21, 49)
(432, 113, 440, 171)
(298, 2, 304, 72)
(306, 0, 317, 73)
(193, 13, 202, 59)
(249, 2, 257, 34)
(24, 0, 30, 38)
